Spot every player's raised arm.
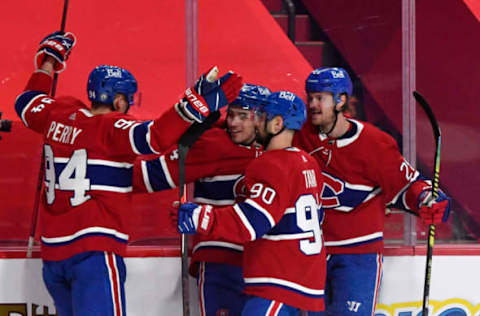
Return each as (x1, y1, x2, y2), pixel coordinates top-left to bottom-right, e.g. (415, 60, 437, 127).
(14, 31, 76, 132)
(103, 66, 243, 156)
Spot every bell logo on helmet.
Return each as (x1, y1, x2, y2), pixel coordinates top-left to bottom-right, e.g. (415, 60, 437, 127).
(106, 68, 122, 78)
(279, 91, 295, 102)
(330, 70, 345, 79)
(87, 65, 138, 106)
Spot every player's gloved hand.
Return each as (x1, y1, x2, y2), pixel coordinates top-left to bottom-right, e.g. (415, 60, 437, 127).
(35, 31, 76, 73)
(180, 66, 243, 123)
(417, 189, 451, 225)
(176, 202, 214, 234)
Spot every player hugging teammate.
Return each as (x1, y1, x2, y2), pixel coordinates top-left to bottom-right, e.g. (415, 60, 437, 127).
(14, 29, 450, 316)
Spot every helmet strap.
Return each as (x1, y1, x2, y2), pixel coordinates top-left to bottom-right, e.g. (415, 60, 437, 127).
(323, 109, 339, 136)
(257, 123, 285, 148)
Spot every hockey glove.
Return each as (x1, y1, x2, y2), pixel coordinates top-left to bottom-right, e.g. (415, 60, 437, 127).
(35, 31, 76, 73)
(176, 202, 214, 234)
(417, 189, 451, 225)
(179, 66, 243, 123)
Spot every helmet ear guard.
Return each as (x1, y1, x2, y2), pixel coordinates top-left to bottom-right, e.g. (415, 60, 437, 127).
(305, 67, 353, 104)
(87, 65, 138, 106)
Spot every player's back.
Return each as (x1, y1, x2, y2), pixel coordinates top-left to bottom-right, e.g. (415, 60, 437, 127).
(242, 147, 326, 312)
(38, 97, 139, 260)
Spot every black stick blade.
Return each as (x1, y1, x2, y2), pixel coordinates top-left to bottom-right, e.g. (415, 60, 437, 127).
(413, 91, 441, 139)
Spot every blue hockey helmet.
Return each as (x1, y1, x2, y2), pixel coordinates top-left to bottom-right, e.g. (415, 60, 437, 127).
(305, 67, 353, 103)
(259, 91, 306, 130)
(87, 65, 138, 106)
(230, 83, 271, 111)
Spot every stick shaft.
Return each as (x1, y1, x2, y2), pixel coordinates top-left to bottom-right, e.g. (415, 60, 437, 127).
(413, 91, 441, 316)
(27, 0, 69, 258)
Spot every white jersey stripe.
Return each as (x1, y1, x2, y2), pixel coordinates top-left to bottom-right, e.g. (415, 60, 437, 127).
(141, 160, 154, 193)
(78, 108, 93, 117)
(128, 122, 142, 155)
(370, 254, 383, 316)
(90, 185, 132, 193)
(198, 174, 243, 182)
(112, 254, 123, 316)
(388, 171, 420, 204)
(21, 93, 46, 127)
(51, 183, 132, 193)
(324, 231, 383, 247)
(193, 197, 235, 206)
(41, 226, 129, 244)
(266, 300, 282, 316)
(345, 182, 375, 191)
(244, 277, 325, 296)
(159, 155, 176, 188)
(104, 252, 120, 316)
(284, 207, 295, 214)
(233, 204, 256, 241)
(53, 157, 133, 168)
(262, 232, 314, 241)
(87, 159, 133, 168)
(146, 121, 160, 154)
(336, 119, 364, 147)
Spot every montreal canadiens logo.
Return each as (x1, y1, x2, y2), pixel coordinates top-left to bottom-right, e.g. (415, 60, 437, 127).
(233, 175, 246, 200)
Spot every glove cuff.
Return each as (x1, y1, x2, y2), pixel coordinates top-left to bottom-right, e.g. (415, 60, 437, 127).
(34, 50, 66, 73)
(197, 205, 214, 235)
(404, 180, 431, 212)
(175, 101, 198, 123)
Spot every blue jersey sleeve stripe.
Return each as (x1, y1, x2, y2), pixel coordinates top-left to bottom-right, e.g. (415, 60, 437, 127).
(244, 199, 276, 227)
(159, 155, 176, 188)
(389, 173, 423, 209)
(235, 202, 274, 240)
(266, 213, 303, 235)
(15, 91, 46, 126)
(130, 121, 157, 155)
(141, 160, 154, 193)
(143, 156, 176, 192)
(193, 178, 238, 202)
(128, 122, 142, 154)
(145, 121, 160, 154)
(233, 204, 257, 241)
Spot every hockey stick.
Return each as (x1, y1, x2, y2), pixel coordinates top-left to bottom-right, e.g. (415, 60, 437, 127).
(27, 0, 70, 258)
(413, 91, 441, 316)
(51, 0, 69, 96)
(178, 111, 220, 316)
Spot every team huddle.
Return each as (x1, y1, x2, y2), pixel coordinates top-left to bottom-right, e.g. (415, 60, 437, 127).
(14, 32, 450, 316)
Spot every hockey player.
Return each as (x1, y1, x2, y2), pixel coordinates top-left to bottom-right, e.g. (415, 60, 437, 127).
(14, 31, 242, 316)
(176, 91, 327, 315)
(293, 67, 451, 316)
(134, 83, 270, 316)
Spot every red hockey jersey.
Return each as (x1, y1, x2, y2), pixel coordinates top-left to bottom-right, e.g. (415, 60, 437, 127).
(294, 119, 428, 254)
(200, 148, 326, 311)
(14, 71, 192, 260)
(133, 127, 261, 273)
